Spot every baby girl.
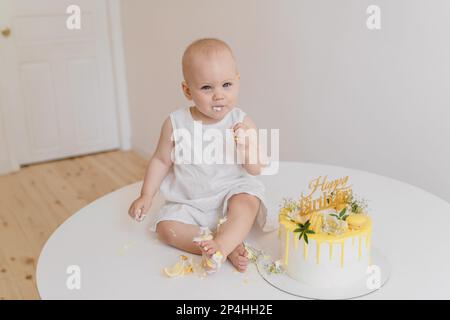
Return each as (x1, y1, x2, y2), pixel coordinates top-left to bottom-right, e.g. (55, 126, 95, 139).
(128, 38, 269, 273)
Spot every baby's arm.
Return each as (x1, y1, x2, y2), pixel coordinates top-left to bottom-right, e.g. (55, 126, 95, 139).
(232, 116, 268, 176)
(128, 117, 174, 221)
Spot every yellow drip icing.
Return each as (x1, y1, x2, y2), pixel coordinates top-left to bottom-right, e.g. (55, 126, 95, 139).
(304, 241, 308, 260)
(278, 214, 372, 268)
(366, 233, 371, 248)
(329, 242, 333, 261)
(316, 241, 321, 264)
(279, 214, 372, 242)
(284, 229, 289, 265)
(358, 236, 362, 260)
(278, 228, 281, 240)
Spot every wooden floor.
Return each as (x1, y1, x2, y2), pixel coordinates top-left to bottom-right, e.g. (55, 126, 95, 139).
(0, 150, 147, 300)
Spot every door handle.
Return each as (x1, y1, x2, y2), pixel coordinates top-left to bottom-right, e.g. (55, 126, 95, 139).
(1, 28, 11, 38)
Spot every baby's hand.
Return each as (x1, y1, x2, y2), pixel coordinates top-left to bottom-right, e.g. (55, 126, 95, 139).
(231, 122, 252, 150)
(128, 194, 153, 222)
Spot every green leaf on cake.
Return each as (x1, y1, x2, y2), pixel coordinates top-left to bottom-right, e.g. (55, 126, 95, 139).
(331, 208, 349, 221)
(293, 219, 315, 244)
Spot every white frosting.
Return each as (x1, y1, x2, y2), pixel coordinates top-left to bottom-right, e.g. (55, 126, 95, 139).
(279, 226, 371, 288)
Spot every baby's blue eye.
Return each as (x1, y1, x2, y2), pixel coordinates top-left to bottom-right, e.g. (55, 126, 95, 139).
(223, 82, 232, 88)
(201, 85, 212, 90)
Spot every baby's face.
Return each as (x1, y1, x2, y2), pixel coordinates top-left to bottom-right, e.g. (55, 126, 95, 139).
(183, 51, 240, 121)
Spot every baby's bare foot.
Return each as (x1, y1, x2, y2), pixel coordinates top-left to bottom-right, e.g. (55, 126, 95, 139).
(198, 239, 220, 256)
(228, 243, 249, 272)
(197, 239, 225, 273)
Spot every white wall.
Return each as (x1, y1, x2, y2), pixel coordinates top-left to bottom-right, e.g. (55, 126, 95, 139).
(121, 0, 450, 202)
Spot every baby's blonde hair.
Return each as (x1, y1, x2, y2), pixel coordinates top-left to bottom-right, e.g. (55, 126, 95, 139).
(182, 38, 237, 82)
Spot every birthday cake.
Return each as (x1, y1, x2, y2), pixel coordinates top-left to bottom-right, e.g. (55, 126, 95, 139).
(278, 175, 372, 288)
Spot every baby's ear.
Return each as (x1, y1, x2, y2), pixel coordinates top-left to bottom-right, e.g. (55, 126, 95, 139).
(181, 81, 192, 100)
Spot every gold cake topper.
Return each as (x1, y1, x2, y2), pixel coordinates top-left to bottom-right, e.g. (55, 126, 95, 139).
(299, 175, 352, 216)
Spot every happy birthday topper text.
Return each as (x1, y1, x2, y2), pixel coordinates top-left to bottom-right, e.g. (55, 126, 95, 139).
(299, 175, 352, 216)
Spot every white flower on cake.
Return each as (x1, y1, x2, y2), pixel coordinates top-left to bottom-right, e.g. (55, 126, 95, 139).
(279, 198, 301, 220)
(322, 213, 349, 235)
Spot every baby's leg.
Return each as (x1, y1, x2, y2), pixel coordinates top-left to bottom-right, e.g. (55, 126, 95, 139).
(215, 193, 260, 258)
(199, 193, 260, 272)
(156, 221, 202, 255)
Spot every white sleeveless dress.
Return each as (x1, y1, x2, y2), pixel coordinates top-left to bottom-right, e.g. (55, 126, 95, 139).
(149, 106, 269, 232)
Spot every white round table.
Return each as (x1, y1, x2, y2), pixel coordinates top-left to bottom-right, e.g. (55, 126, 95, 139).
(37, 161, 450, 299)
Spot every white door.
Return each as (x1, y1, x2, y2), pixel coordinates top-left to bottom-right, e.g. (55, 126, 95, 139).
(0, 0, 120, 167)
